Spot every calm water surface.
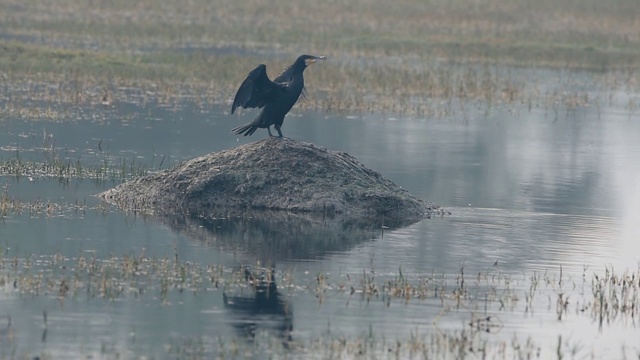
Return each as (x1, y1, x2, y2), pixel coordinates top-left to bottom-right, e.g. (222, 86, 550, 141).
(1, 92, 639, 357)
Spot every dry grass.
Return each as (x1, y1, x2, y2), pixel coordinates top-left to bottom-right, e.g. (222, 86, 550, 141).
(1, 256, 638, 358)
(2, 0, 639, 63)
(0, 156, 153, 183)
(0, 0, 639, 116)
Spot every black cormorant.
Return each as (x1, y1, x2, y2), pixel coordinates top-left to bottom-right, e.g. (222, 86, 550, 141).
(231, 54, 326, 137)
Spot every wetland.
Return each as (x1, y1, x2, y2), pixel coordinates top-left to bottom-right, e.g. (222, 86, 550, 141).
(1, 0, 640, 358)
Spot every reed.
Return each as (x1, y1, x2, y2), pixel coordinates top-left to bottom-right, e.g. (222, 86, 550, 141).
(2, 255, 638, 358)
(1, 0, 639, 116)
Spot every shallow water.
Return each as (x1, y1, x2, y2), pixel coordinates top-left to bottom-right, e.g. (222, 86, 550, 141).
(1, 92, 640, 357)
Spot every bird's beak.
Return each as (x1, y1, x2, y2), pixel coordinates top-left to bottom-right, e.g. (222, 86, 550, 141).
(305, 55, 327, 66)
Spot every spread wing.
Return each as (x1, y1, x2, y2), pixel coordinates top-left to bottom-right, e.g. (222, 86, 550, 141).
(231, 64, 287, 114)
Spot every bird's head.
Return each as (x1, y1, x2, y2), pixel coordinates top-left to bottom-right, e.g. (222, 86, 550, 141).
(297, 54, 327, 68)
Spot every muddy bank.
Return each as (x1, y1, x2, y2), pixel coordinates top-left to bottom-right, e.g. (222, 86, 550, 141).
(99, 138, 441, 221)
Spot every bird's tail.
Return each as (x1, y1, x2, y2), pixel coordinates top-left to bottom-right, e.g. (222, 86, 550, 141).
(231, 122, 257, 136)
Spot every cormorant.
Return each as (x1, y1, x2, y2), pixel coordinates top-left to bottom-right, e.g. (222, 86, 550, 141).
(231, 54, 326, 137)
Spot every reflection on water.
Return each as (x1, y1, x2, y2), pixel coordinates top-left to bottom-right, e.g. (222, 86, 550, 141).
(223, 267, 292, 343)
(162, 211, 418, 262)
(1, 87, 640, 357)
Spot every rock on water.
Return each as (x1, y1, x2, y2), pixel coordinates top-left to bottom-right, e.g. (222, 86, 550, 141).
(99, 138, 436, 221)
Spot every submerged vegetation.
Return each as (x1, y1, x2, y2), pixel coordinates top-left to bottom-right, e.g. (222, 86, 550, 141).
(0, 157, 151, 183)
(0, 252, 638, 358)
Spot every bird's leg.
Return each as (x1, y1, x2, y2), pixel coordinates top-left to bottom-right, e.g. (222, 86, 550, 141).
(267, 126, 273, 137)
(275, 125, 283, 138)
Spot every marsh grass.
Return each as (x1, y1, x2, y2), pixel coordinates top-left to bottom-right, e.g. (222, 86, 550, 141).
(0, 156, 151, 182)
(2, 0, 639, 64)
(0, 123, 163, 185)
(0, 252, 221, 302)
(1, 0, 639, 116)
(2, 50, 637, 119)
(0, 153, 158, 218)
(1, 256, 638, 359)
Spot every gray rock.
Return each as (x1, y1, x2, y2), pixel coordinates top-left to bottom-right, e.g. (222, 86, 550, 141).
(99, 138, 441, 222)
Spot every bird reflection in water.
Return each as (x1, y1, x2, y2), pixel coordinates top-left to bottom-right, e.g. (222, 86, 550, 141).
(223, 266, 292, 344)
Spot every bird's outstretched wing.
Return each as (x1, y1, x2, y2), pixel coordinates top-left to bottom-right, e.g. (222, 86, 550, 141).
(231, 64, 286, 114)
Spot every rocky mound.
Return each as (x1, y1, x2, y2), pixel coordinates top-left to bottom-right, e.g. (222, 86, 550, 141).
(99, 138, 436, 221)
